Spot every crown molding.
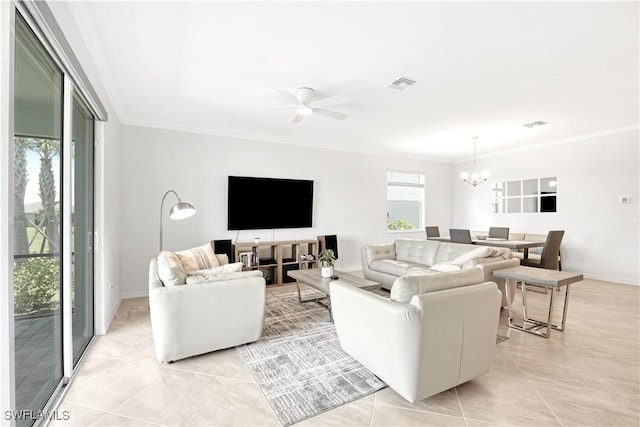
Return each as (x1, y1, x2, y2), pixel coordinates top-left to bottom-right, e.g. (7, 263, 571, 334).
(454, 124, 640, 164)
(120, 118, 454, 164)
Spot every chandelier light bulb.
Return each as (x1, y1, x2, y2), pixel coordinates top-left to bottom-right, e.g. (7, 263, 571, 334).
(460, 136, 490, 187)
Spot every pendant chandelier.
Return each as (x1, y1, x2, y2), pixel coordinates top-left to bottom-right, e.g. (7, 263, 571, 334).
(460, 136, 490, 187)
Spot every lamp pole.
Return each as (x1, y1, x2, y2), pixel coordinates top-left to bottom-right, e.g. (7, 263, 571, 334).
(159, 190, 196, 251)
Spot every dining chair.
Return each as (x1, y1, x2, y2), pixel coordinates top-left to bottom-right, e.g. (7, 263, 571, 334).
(521, 230, 564, 270)
(488, 227, 510, 239)
(449, 229, 472, 244)
(425, 226, 440, 238)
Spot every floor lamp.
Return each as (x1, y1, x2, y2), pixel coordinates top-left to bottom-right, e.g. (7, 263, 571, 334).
(159, 190, 196, 251)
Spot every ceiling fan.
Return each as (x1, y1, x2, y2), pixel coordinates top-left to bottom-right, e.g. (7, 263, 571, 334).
(264, 87, 350, 124)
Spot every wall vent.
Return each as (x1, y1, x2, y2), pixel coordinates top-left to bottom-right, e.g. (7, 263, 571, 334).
(523, 120, 548, 128)
(386, 76, 419, 91)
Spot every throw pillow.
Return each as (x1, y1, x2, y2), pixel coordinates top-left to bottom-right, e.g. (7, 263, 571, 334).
(186, 266, 260, 284)
(157, 250, 187, 286)
(215, 253, 229, 265)
(452, 246, 499, 265)
(175, 242, 219, 273)
(429, 261, 462, 272)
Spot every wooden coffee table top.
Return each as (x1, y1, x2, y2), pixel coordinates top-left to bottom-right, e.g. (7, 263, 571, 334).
(287, 268, 380, 295)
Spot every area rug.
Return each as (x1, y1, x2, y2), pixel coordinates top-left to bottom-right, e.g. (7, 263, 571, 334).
(236, 285, 387, 426)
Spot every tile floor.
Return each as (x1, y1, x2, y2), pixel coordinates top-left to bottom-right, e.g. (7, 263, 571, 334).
(50, 278, 639, 427)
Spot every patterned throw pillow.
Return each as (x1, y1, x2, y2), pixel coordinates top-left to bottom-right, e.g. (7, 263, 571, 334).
(175, 242, 219, 273)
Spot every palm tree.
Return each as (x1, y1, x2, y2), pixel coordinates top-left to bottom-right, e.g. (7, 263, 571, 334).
(34, 138, 59, 253)
(13, 137, 30, 258)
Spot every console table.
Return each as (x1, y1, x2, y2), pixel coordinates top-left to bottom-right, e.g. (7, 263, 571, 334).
(493, 266, 583, 338)
(234, 239, 318, 285)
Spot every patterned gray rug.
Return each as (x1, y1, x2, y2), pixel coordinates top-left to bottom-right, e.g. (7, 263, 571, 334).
(236, 284, 387, 426)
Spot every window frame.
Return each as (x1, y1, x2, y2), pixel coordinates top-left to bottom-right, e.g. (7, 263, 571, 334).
(386, 169, 426, 232)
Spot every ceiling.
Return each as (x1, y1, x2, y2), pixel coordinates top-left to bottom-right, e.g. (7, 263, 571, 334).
(66, 1, 639, 162)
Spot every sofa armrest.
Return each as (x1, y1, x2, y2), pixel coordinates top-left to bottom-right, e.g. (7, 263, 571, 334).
(475, 258, 520, 306)
(149, 277, 266, 362)
(361, 243, 395, 265)
(330, 281, 422, 400)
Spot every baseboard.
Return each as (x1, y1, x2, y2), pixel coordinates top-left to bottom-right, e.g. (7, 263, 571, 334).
(583, 273, 639, 286)
(122, 290, 150, 299)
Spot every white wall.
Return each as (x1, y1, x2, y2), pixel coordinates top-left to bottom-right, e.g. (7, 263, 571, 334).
(118, 124, 453, 297)
(453, 129, 639, 285)
(48, 2, 123, 334)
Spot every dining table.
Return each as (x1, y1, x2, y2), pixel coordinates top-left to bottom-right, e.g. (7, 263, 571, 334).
(428, 237, 545, 259)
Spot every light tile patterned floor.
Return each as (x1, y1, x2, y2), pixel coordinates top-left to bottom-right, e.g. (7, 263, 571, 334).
(51, 278, 639, 426)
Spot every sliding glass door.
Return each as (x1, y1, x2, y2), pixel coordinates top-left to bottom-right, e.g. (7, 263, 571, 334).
(71, 93, 94, 366)
(13, 13, 63, 426)
(12, 10, 96, 426)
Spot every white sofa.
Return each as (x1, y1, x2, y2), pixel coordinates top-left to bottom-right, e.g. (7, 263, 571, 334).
(148, 257, 266, 363)
(330, 268, 502, 403)
(361, 238, 519, 306)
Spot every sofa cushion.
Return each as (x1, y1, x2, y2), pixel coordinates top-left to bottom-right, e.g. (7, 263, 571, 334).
(430, 261, 463, 272)
(406, 266, 436, 276)
(390, 268, 484, 303)
(175, 242, 219, 273)
(157, 250, 188, 286)
(369, 259, 425, 277)
(394, 239, 441, 266)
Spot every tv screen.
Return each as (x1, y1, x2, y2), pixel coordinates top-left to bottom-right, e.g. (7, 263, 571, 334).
(227, 176, 314, 230)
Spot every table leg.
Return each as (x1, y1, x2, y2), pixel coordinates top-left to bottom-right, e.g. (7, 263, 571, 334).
(294, 280, 332, 322)
(544, 287, 556, 338)
(504, 278, 515, 329)
(558, 284, 571, 331)
(523, 248, 529, 259)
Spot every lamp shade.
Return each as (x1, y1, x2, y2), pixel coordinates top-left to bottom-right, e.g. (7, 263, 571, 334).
(169, 201, 196, 220)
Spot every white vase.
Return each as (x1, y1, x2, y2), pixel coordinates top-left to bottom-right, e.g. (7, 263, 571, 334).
(321, 266, 334, 278)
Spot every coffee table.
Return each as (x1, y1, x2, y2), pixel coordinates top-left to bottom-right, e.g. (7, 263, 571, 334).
(493, 266, 583, 338)
(287, 268, 380, 321)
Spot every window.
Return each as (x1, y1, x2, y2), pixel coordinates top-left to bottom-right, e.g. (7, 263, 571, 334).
(386, 170, 425, 231)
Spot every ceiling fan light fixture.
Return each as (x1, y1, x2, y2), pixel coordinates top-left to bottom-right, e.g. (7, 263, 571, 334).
(297, 106, 313, 115)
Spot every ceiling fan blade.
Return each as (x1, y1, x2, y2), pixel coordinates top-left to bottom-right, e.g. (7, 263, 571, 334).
(292, 113, 305, 124)
(276, 89, 302, 105)
(313, 108, 348, 121)
(258, 106, 299, 110)
(310, 94, 350, 109)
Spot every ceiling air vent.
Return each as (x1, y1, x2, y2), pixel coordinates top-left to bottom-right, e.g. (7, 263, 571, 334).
(386, 76, 419, 91)
(523, 120, 548, 128)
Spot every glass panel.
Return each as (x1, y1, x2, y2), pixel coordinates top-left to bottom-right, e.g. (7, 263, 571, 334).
(541, 195, 557, 212)
(387, 171, 424, 230)
(523, 179, 538, 196)
(541, 177, 557, 194)
(507, 198, 521, 213)
(14, 13, 63, 427)
(523, 196, 538, 213)
(507, 181, 521, 197)
(71, 92, 94, 365)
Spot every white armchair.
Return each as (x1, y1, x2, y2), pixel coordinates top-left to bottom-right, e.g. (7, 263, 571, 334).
(148, 258, 266, 363)
(330, 268, 501, 403)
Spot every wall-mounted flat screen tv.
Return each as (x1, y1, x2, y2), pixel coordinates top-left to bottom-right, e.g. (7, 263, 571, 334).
(227, 176, 314, 230)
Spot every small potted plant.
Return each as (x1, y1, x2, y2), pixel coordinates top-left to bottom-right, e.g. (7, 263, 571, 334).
(319, 249, 336, 278)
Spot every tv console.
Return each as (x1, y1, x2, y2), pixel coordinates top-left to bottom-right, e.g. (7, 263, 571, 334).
(233, 239, 319, 285)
